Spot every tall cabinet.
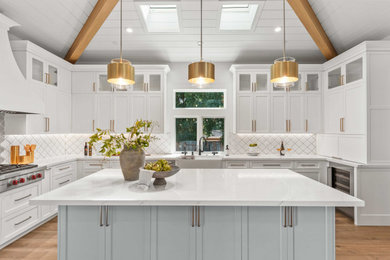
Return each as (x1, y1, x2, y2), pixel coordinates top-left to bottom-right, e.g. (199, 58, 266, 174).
(71, 65, 169, 134)
(231, 65, 322, 134)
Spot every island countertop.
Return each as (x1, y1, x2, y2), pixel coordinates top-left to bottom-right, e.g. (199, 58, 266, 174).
(31, 168, 364, 207)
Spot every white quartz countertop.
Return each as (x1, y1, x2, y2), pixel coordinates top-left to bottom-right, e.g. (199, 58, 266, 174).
(31, 168, 364, 207)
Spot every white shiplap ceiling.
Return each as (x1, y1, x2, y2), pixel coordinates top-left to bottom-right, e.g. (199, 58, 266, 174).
(1, 0, 390, 64)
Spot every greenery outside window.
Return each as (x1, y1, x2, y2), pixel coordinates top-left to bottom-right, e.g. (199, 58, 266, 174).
(175, 91, 225, 108)
(176, 117, 225, 152)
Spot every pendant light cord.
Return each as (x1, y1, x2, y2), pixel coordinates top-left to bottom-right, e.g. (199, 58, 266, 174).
(120, 0, 123, 62)
(200, 0, 203, 61)
(283, 0, 286, 60)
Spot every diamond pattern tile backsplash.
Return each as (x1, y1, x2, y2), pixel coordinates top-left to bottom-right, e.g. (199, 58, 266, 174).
(228, 133, 316, 155)
(0, 113, 316, 162)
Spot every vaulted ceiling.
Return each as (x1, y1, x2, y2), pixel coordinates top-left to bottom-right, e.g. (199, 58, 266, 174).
(1, 0, 389, 64)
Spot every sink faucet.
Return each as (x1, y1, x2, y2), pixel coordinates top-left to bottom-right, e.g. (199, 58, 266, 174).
(198, 136, 207, 155)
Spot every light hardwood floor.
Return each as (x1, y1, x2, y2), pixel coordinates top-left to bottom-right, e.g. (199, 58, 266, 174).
(0, 211, 390, 259)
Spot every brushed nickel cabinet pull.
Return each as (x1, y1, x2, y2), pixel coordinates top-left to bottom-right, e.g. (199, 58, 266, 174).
(14, 216, 32, 226)
(59, 179, 70, 186)
(197, 206, 200, 227)
(192, 206, 195, 227)
(99, 206, 104, 227)
(263, 164, 281, 167)
(89, 163, 103, 167)
(59, 166, 70, 171)
(105, 206, 109, 227)
(283, 207, 287, 227)
(14, 194, 32, 202)
(230, 163, 245, 167)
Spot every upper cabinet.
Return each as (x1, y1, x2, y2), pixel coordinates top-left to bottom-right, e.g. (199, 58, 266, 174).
(238, 72, 269, 92)
(133, 72, 162, 92)
(273, 73, 320, 92)
(326, 56, 364, 90)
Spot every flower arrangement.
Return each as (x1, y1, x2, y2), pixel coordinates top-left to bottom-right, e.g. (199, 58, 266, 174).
(88, 120, 157, 157)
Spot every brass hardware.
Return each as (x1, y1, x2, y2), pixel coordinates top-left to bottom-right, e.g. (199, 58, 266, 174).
(192, 206, 195, 227)
(254, 120, 256, 132)
(305, 119, 308, 132)
(48, 73, 51, 85)
(341, 75, 344, 85)
(92, 120, 95, 132)
(10, 145, 36, 165)
(341, 118, 345, 132)
(197, 206, 200, 227)
(99, 206, 104, 227)
(147, 83, 149, 92)
(93, 82, 96, 92)
(289, 120, 291, 132)
(188, 61, 215, 84)
(305, 82, 308, 91)
(112, 120, 115, 131)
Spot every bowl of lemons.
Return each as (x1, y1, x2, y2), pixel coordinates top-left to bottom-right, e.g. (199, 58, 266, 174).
(144, 159, 181, 186)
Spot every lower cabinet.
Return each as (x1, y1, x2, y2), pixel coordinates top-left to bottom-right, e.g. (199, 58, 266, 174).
(60, 206, 335, 260)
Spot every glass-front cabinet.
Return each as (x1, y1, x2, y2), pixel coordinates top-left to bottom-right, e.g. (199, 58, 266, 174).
(132, 73, 161, 92)
(327, 56, 363, 90)
(306, 73, 319, 91)
(238, 72, 269, 92)
(272, 73, 319, 92)
(31, 57, 59, 87)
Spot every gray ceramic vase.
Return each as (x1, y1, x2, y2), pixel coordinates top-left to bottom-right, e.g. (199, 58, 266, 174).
(119, 147, 145, 181)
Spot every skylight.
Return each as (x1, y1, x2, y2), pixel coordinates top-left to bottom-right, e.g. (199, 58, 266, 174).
(139, 4, 180, 32)
(220, 4, 259, 30)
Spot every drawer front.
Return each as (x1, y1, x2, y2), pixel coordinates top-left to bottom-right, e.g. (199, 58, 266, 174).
(83, 161, 109, 170)
(295, 161, 320, 169)
(250, 161, 292, 168)
(295, 171, 320, 181)
(52, 174, 73, 190)
(52, 162, 75, 177)
(3, 184, 39, 216)
(3, 207, 39, 241)
(225, 161, 249, 168)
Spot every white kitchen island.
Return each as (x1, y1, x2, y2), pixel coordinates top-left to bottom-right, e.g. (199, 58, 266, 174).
(31, 168, 363, 260)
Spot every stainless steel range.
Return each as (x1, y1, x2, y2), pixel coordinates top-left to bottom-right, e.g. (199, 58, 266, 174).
(0, 164, 46, 193)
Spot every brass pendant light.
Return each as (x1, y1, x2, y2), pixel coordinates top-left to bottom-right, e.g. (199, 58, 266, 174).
(188, 0, 215, 85)
(270, 0, 298, 87)
(107, 0, 135, 88)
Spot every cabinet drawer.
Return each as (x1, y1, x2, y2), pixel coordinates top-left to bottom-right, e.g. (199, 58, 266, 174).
(295, 162, 320, 169)
(225, 161, 249, 168)
(83, 160, 109, 170)
(295, 171, 320, 181)
(52, 174, 73, 190)
(52, 162, 74, 177)
(3, 206, 39, 241)
(3, 184, 39, 216)
(250, 161, 292, 168)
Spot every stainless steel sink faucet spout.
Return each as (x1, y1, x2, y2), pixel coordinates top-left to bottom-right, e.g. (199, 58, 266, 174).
(198, 136, 207, 155)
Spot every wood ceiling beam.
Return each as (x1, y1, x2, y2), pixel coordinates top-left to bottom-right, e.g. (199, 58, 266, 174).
(65, 0, 118, 64)
(287, 0, 337, 60)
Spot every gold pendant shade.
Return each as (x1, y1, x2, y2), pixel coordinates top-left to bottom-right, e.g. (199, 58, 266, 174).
(107, 58, 135, 86)
(188, 61, 215, 85)
(270, 57, 298, 84)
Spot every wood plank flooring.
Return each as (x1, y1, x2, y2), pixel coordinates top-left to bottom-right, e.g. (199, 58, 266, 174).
(0, 211, 390, 259)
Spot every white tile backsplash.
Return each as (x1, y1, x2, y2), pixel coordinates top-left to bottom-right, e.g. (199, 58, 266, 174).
(0, 112, 316, 162)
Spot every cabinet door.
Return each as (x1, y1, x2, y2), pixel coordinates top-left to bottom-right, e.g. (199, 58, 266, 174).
(236, 94, 253, 133)
(31, 57, 44, 83)
(238, 73, 252, 92)
(131, 94, 147, 124)
(197, 207, 241, 260)
(44, 87, 57, 133)
(47, 64, 58, 87)
(113, 95, 131, 133)
(56, 92, 71, 133)
(153, 206, 196, 260)
(96, 94, 113, 130)
(148, 94, 163, 133)
(290, 207, 334, 260)
(106, 207, 151, 260)
(254, 73, 268, 92)
(287, 95, 304, 132)
(345, 85, 365, 134)
(253, 95, 269, 132)
(345, 57, 363, 84)
(72, 72, 96, 93)
(133, 74, 146, 92)
(97, 74, 113, 92)
(60, 206, 105, 260)
(72, 94, 95, 133)
(248, 207, 286, 260)
(306, 73, 320, 91)
(148, 73, 162, 92)
(271, 95, 287, 133)
(324, 90, 344, 134)
(305, 95, 321, 133)
(327, 67, 342, 89)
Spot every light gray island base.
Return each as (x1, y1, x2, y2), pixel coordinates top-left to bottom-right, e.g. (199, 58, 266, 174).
(58, 205, 335, 260)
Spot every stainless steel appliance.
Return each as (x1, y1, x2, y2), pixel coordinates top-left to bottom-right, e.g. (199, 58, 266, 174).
(0, 164, 46, 193)
(327, 163, 354, 218)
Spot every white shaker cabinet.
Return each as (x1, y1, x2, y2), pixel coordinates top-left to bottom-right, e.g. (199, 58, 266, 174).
(113, 95, 131, 133)
(270, 94, 287, 133)
(131, 94, 148, 123)
(96, 94, 114, 131)
(148, 93, 164, 133)
(72, 94, 96, 133)
(72, 71, 97, 93)
(236, 94, 253, 133)
(287, 94, 304, 133)
(253, 95, 270, 133)
(305, 94, 322, 133)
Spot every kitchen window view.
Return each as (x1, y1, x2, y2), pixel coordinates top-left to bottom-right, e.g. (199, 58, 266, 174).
(175, 117, 225, 152)
(175, 91, 224, 108)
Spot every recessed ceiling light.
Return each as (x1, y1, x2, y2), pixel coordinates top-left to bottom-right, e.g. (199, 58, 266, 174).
(274, 26, 282, 32)
(126, 27, 133, 33)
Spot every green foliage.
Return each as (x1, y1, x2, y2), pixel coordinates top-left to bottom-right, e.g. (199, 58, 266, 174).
(176, 118, 197, 142)
(176, 92, 224, 108)
(249, 143, 258, 147)
(88, 120, 157, 157)
(144, 159, 171, 172)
